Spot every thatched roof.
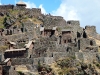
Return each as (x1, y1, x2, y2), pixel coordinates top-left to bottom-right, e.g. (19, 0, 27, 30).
(16, 0, 26, 6)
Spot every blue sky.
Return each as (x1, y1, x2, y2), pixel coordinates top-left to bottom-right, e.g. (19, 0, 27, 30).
(1, 0, 100, 33)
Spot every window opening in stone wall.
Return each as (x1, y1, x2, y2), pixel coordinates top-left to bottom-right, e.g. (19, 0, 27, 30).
(50, 30, 55, 37)
(13, 26, 17, 29)
(14, 67, 15, 70)
(21, 28, 24, 32)
(68, 38, 71, 43)
(64, 40, 66, 43)
(38, 52, 40, 57)
(0, 67, 1, 70)
(78, 40, 80, 50)
(7, 30, 9, 35)
(83, 31, 87, 38)
(66, 48, 69, 52)
(40, 31, 42, 35)
(59, 36, 62, 44)
(67, 21, 71, 24)
(77, 32, 81, 38)
(10, 30, 12, 35)
(90, 40, 93, 46)
(66, 47, 72, 53)
(29, 55, 31, 58)
(74, 38, 76, 42)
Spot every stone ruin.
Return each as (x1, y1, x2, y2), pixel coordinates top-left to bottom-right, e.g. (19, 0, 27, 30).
(0, 0, 100, 75)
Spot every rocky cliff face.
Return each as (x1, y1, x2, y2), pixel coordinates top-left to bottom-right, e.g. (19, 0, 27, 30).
(0, 4, 100, 75)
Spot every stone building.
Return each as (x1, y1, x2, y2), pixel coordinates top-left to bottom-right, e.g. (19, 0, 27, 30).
(7, 41, 16, 50)
(4, 48, 27, 59)
(77, 38, 98, 52)
(40, 27, 57, 37)
(25, 40, 34, 58)
(61, 29, 72, 44)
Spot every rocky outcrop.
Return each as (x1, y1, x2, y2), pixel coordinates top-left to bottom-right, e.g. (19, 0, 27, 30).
(0, 2, 100, 75)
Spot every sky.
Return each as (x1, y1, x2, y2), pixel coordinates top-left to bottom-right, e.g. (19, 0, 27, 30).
(0, 0, 100, 33)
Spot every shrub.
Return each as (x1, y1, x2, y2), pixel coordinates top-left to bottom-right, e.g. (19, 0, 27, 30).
(18, 71, 24, 75)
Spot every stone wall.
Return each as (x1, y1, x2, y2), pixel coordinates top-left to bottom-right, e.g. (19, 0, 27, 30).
(53, 52, 68, 60)
(43, 15, 67, 27)
(63, 20, 83, 38)
(15, 6, 26, 10)
(56, 45, 66, 52)
(96, 53, 100, 62)
(11, 58, 33, 65)
(2, 66, 18, 75)
(11, 57, 54, 66)
(0, 5, 14, 10)
(0, 53, 4, 62)
(75, 52, 83, 61)
(23, 21, 35, 32)
(9, 66, 18, 75)
(3, 31, 34, 49)
(44, 57, 54, 65)
(0, 37, 5, 46)
(67, 20, 80, 26)
(75, 52, 97, 63)
(25, 8, 41, 17)
(0, 5, 41, 17)
(4, 31, 34, 41)
(85, 25, 97, 37)
(32, 8, 41, 15)
(33, 36, 58, 58)
(68, 20, 83, 36)
(34, 37, 57, 50)
(0, 54, 2, 62)
(78, 38, 96, 51)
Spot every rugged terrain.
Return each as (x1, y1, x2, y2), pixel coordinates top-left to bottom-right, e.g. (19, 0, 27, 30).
(0, 1, 100, 75)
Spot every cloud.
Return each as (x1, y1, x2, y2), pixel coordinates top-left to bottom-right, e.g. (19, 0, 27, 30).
(52, 0, 100, 33)
(25, 1, 36, 8)
(39, 4, 47, 14)
(52, 0, 79, 21)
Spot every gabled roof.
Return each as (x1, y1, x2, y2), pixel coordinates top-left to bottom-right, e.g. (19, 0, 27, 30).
(5, 48, 26, 52)
(4, 58, 10, 63)
(9, 41, 16, 45)
(53, 27, 57, 30)
(61, 29, 71, 32)
(40, 27, 44, 31)
(40, 27, 57, 31)
(25, 40, 35, 48)
(25, 41, 33, 48)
